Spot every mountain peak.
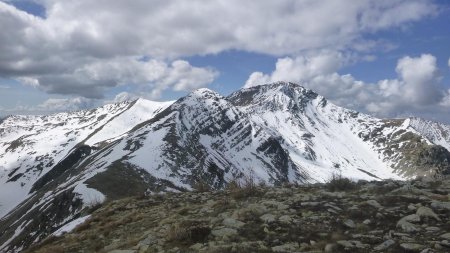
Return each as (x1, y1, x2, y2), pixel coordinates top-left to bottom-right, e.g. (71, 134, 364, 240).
(242, 81, 308, 93)
(175, 87, 226, 109)
(228, 82, 322, 111)
(189, 87, 219, 97)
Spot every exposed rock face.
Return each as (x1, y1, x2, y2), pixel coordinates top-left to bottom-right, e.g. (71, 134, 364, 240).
(26, 177, 450, 253)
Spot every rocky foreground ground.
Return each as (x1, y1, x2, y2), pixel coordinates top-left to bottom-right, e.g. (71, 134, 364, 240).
(28, 177, 450, 253)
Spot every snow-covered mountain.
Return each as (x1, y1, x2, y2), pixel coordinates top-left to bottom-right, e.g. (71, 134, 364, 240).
(408, 117, 450, 152)
(1, 82, 449, 252)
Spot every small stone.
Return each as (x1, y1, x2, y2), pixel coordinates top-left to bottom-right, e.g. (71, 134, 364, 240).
(263, 200, 289, 210)
(138, 245, 149, 252)
(363, 219, 371, 225)
(272, 242, 299, 252)
(425, 226, 440, 232)
(435, 242, 444, 249)
(104, 243, 120, 251)
(222, 218, 245, 228)
(324, 203, 342, 211)
(138, 235, 157, 246)
(352, 234, 381, 244)
(231, 204, 267, 219)
(337, 240, 369, 249)
(318, 232, 329, 238)
(125, 203, 137, 209)
(440, 240, 450, 247)
(366, 199, 383, 209)
(309, 215, 320, 221)
(211, 227, 237, 238)
(321, 191, 345, 198)
(299, 242, 309, 249)
(396, 220, 419, 233)
(430, 201, 450, 211)
(440, 233, 450, 240)
(397, 214, 421, 233)
(348, 205, 359, 211)
(374, 239, 395, 251)
(408, 203, 417, 211)
(400, 243, 425, 252)
(327, 208, 339, 214)
(343, 219, 356, 229)
(404, 214, 421, 222)
(189, 243, 204, 251)
(278, 215, 293, 224)
(416, 206, 440, 221)
(324, 243, 337, 252)
(392, 232, 410, 237)
(300, 201, 320, 207)
(260, 213, 276, 223)
(369, 230, 384, 235)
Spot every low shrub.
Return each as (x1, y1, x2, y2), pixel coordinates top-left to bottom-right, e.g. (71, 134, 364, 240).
(166, 220, 211, 244)
(226, 173, 263, 199)
(192, 180, 212, 192)
(326, 172, 357, 192)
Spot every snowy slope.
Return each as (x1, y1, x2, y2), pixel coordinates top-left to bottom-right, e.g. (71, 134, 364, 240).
(79, 88, 304, 190)
(85, 99, 173, 146)
(0, 99, 172, 219)
(228, 83, 398, 181)
(0, 101, 131, 218)
(408, 117, 450, 152)
(229, 82, 450, 180)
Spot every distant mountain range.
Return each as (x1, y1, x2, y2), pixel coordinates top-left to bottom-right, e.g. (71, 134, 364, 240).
(1, 82, 450, 252)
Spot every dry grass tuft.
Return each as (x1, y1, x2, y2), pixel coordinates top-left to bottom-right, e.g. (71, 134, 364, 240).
(192, 180, 212, 192)
(226, 173, 263, 199)
(166, 220, 211, 244)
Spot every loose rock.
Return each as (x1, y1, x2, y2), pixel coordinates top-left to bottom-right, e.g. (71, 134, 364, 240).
(400, 243, 425, 252)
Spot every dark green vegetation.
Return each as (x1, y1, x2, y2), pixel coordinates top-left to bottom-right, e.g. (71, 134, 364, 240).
(85, 161, 184, 200)
(325, 173, 357, 192)
(27, 177, 450, 253)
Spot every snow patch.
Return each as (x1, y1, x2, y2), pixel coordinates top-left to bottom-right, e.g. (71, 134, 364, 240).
(53, 215, 91, 236)
(73, 183, 105, 206)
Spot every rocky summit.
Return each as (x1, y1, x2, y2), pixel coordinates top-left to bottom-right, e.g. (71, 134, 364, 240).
(27, 176, 450, 253)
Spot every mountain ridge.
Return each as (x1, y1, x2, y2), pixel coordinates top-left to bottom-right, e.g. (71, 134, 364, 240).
(1, 82, 450, 252)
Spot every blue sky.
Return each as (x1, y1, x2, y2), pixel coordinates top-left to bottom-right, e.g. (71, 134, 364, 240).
(0, 0, 449, 122)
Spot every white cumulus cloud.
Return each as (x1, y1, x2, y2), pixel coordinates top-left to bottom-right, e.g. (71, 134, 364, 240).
(36, 97, 97, 112)
(388, 54, 442, 105)
(15, 57, 217, 99)
(0, 0, 438, 98)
